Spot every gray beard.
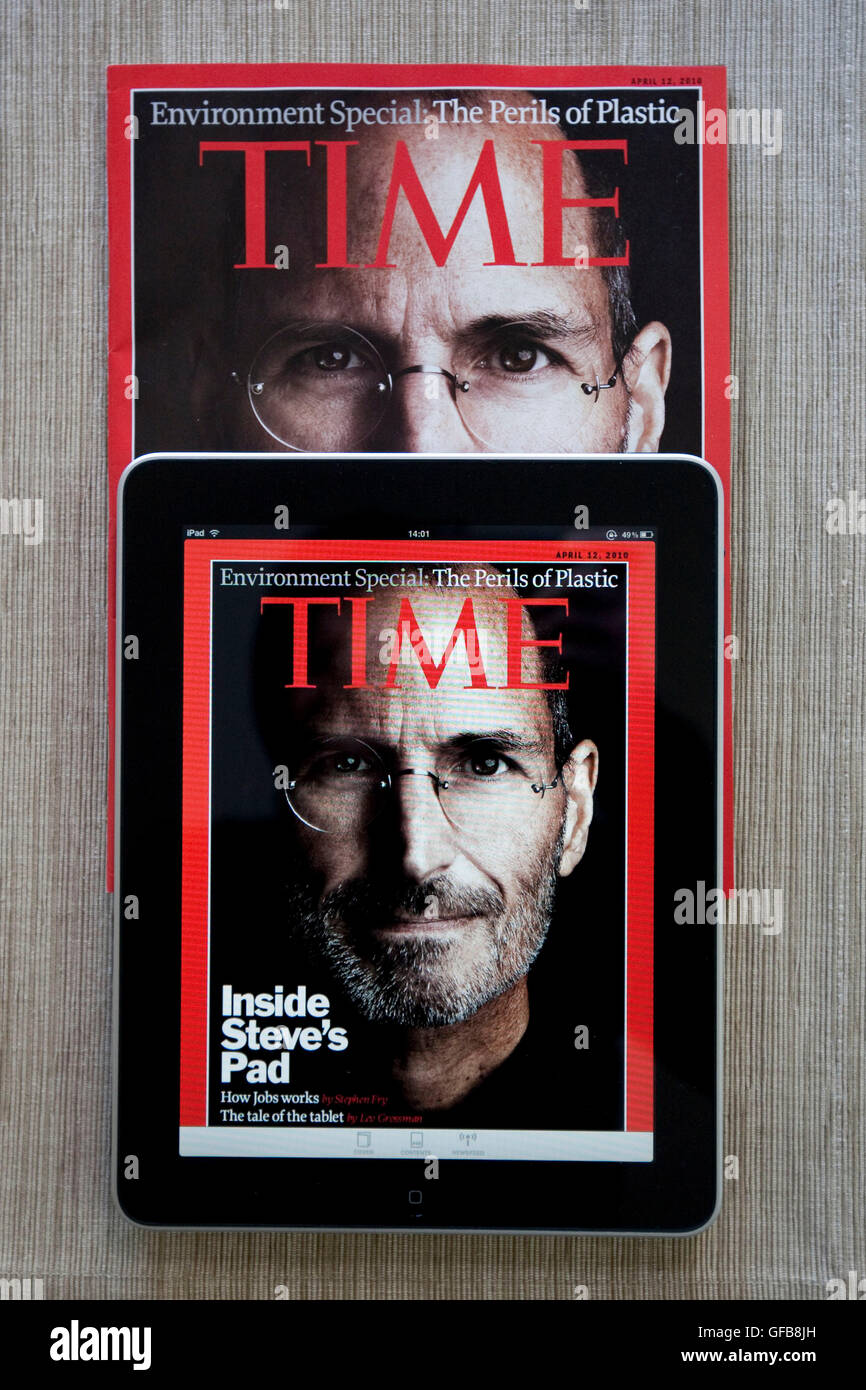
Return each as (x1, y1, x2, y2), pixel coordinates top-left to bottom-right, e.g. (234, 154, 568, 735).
(284, 821, 565, 1028)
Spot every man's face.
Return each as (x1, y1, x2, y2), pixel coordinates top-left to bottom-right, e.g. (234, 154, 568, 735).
(282, 582, 595, 1027)
(220, 97, 669, 454)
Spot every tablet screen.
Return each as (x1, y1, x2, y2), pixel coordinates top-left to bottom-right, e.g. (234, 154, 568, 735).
(178, 532, 656, 1165)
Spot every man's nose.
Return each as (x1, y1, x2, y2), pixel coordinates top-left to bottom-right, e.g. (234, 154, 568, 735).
(372, 370, 477, 453)
(395, 770, 459, 882)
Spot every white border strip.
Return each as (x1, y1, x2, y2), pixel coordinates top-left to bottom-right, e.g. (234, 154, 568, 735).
(180, 1126, 652, 1162)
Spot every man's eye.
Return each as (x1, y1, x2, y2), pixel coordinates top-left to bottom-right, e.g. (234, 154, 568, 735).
(302, 751, 373, 781)
(460, 750, 511, 778)
(308, 343, 365, 371)
(273, 342, 369, 379)
(480, 342, 555, 374)
(330, 752, 371, 774)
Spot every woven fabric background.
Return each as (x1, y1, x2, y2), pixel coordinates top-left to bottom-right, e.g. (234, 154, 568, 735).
(1, 0, 862, 1300)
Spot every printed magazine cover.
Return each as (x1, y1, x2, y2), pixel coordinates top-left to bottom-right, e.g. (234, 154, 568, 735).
(108, 63, 731, 884)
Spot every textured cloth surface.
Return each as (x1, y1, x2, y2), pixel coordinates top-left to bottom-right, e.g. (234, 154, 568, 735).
(0, 0, 863, 1300)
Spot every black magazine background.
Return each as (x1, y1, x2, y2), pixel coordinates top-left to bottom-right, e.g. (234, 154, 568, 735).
(130, 86, 702, 458)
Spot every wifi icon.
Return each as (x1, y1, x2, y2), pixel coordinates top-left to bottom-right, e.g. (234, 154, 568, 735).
(209, 529, 220, 537)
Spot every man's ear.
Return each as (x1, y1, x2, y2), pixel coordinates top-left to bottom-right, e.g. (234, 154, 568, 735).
(622, 321, 672, 454)
(557, 739, 599, 878)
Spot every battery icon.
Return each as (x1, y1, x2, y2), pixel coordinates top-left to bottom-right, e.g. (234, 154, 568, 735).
(639, 529, 653, 538)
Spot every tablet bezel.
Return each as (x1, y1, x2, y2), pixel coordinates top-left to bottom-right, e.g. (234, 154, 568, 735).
(114, 452, 722, 1234)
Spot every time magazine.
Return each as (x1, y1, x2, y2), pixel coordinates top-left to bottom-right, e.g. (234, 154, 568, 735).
(180, 539, 654, 1153)
(108, 62, 729, 1152)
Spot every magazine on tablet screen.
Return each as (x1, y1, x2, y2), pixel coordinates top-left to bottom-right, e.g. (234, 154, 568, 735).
(179, 537, 654, 1158)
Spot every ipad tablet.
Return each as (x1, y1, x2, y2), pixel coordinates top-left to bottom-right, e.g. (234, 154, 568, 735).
(114, 453, 722, 1233)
